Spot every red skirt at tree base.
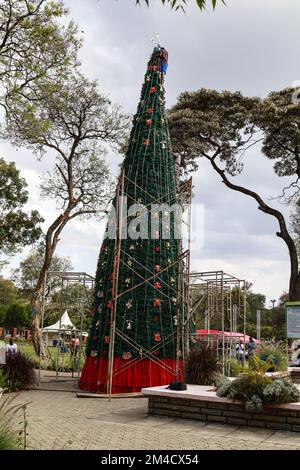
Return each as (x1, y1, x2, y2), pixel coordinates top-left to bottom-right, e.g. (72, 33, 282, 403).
(79, 356, 182, 394)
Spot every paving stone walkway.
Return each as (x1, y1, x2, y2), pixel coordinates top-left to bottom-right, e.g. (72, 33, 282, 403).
(9, 379, 300, 450)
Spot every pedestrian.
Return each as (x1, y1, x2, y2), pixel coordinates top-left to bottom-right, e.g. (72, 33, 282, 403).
(6, 337, 17, 357)
(74, 336, 80, 357)
(247, 336, 256, 364)
(236, 341, 244, 364)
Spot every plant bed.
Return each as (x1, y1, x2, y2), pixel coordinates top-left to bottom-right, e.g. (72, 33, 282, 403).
(142, 384, 300, 432)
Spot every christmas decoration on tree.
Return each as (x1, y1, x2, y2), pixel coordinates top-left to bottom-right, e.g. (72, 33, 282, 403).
(79, 45, 187, 394)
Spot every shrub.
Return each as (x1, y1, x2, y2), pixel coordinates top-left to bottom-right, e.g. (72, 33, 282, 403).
(224, 357, 243, 377)
(263, 379, 300, 405)
(256, 339, 287, 371)
(0, 393, 27, 450)
(214, 374, 230, 388)
(185, 343, 220, 385)
(217, 371, 272, 401)
(216, 371, 300, 412)
(4, 352, 36, 390)
(0, 369, 8, 389)
(245, 395, 263, 412)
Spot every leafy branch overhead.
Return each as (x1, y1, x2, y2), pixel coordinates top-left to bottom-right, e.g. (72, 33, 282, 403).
(0, 158, 43, 255)
(135, 0, 225, 11)
(168, 87, 300, 301)
(0, 0, 80, 114)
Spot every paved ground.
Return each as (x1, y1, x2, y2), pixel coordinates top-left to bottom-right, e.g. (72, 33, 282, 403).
(8, 371, 300, 450)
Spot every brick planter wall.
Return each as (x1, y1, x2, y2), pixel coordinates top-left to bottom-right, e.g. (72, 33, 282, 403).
(147, 395, 300, 432)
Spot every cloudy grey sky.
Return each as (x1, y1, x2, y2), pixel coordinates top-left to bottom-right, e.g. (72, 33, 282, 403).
(2, 0, 300, 303)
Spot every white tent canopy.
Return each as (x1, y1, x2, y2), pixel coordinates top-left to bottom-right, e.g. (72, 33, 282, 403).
(42, 310, 88, 337)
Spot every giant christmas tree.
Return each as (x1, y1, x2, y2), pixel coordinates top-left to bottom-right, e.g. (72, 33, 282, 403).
(79, 46, 184, 393)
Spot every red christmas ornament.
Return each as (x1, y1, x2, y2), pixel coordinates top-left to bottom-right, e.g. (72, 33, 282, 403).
(154, 264, 160, 272)
(150, 86, 156, 94)
(145, 119, 152, 126)
(104, 336, 110, 344)
(146, 107, 153, 114)
(154, 332, 161, 342)
(154, 281, 161, 289)
(152, 65, 159, 71)
(152, 350, 159, 356)
(107, 301, 113, 309)
(144, 138, 150, 145)
(154, 298, 161, 307)
(152, 315, 159, 321)
(155, 246, 161, 253)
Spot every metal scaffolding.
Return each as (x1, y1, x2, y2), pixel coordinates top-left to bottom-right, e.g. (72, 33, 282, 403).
(189, 270, 248, 374)
(39, 271, 95, 384)
(106, 170, 193, 400)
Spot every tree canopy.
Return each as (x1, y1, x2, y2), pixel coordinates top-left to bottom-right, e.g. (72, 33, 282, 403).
(0, 0, 80, 115)
(168, 87, 300, 300)
(0, 158, 43, 254)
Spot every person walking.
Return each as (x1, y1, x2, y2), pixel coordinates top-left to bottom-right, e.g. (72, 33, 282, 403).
(5, 337, 17, 357)
(247, 337, 256, 365)
(236, 341, 244, 364)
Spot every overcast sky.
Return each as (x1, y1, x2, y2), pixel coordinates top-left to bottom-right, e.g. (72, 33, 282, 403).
(2, 0, 300, 304)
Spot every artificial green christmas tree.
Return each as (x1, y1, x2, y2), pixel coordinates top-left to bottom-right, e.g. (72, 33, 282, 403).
(80, 46, 184, 393)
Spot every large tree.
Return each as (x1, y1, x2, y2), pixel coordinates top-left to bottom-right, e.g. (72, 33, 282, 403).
(0, 0, 79, 114)
(168, 88, 300, 301)
(7, 72, 129, 354)
(0, 158, 43, 255)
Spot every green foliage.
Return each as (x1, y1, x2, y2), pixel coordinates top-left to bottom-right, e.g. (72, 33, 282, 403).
(217, 371, 272, 401)
(217, 371, 300, 412)
(0, 394, 28, 450)
(263, 380, 300, 405)
(225, 357, 242, 377)
(185, 343, 220, 385)
(0, 159, 43, 254)
(250, 354, 277, 374)
(0, 426, 19, 450)
(4, 303, 31, 330)
(0, 369, 8, 389)
(214, 373, 230, 388)
(0, 278, 19, 305)
(168, 87, 300, 301)
(135, 0, 224, 12)
(245, 395, 262, 413)
(4, 352, 36, 391)
(0, 0, 80, 112)
(256, 339, 288, 372)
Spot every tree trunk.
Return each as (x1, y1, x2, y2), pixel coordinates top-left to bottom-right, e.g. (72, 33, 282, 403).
(289, 272, 300, 301)
(31, 283, 45, 356)
(30, 212, 68, 355)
